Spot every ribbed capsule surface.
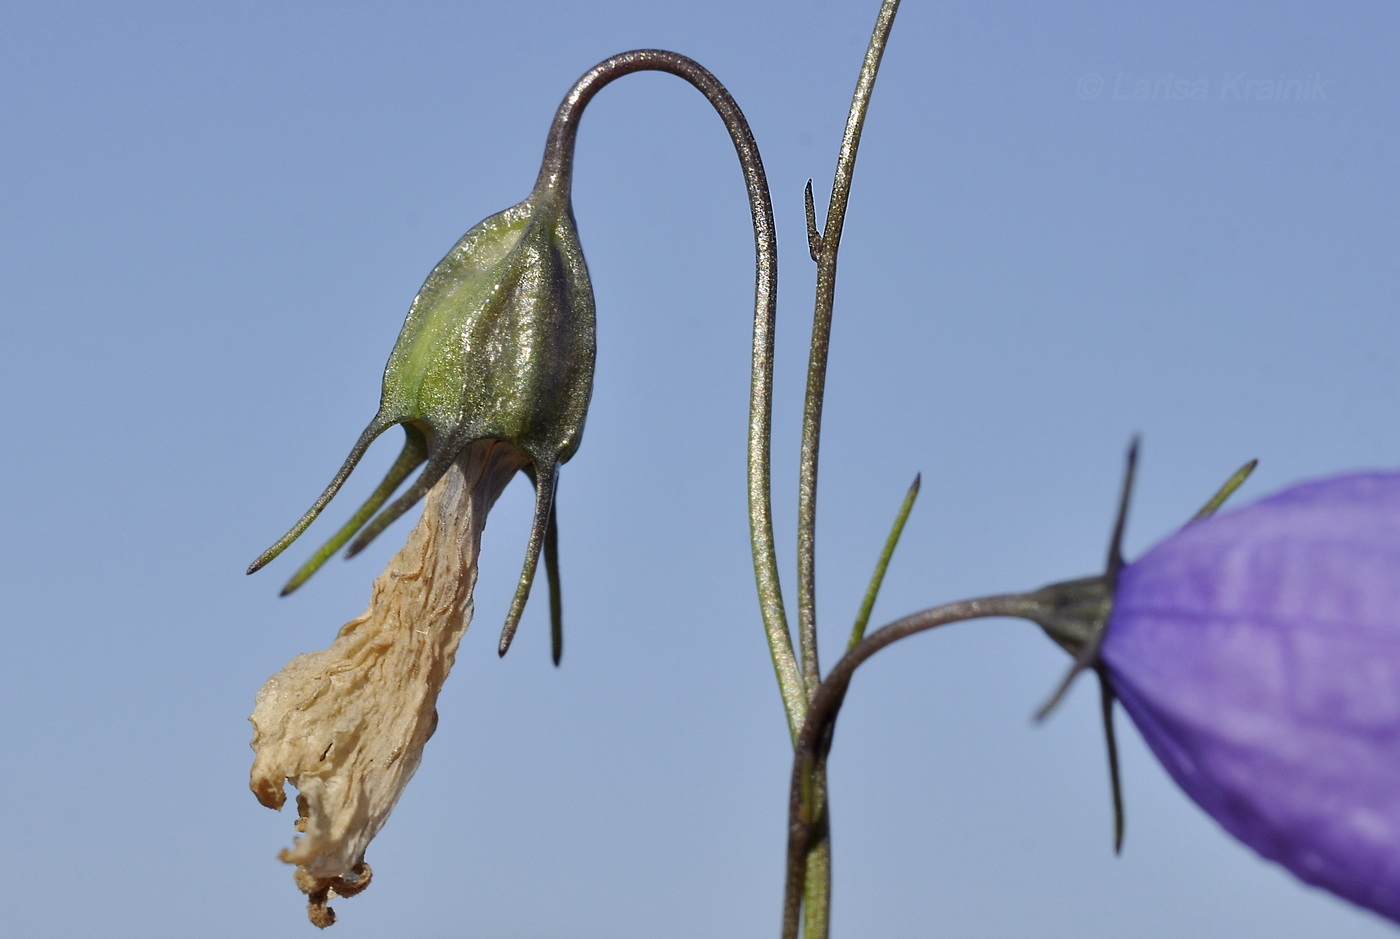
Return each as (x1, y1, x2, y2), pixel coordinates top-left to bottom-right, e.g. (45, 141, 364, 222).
(248, 181, 594, 614)
(382, 189, 595, 469)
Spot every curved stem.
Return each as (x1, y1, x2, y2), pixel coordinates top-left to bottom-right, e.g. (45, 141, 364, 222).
(797, 0, 901, 700)
(537, 51, 803, 736)
(781, 592, 1043, 939)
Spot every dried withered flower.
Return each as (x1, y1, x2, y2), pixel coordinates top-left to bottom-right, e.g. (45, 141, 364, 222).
(250, 440, 524, 927)
(248, 151, 593, 924)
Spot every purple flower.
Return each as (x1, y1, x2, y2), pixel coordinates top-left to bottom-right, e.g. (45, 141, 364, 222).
(1101, 471, 1400, 924)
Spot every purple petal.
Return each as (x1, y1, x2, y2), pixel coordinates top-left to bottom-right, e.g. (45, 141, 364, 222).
(1101, 472, 1400, 924)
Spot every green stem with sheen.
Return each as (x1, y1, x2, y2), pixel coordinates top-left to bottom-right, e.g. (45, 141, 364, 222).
(794, 3, 902, 935)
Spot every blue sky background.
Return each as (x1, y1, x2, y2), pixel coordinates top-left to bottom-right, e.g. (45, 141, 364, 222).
(3, 1, 1399, 936)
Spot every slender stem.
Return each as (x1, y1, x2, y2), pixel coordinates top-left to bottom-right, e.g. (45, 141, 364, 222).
(537, 51, 805, 736)
(781, 593, 1044, 939)
(801, 784, 832, 939)
(797, 0, 902, 699)
(788, 5, 903, 933)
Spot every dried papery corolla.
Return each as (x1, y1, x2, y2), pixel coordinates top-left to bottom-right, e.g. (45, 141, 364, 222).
(248, 172, 594, 654)
(251, 440, 526, 927)
(1036, 467, 1400, 926)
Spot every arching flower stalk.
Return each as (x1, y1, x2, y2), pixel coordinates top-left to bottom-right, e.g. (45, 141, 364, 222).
(246, 48, 781, 928)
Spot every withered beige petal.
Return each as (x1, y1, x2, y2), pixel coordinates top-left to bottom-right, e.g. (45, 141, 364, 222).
(250, 439, 525, 926)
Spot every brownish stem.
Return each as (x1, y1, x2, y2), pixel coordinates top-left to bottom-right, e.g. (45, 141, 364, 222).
(536, 49, 804, 736)
(781, 593, 1043, 939)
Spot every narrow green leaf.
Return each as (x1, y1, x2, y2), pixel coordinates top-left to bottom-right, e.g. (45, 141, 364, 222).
(847, 473, 920, 652)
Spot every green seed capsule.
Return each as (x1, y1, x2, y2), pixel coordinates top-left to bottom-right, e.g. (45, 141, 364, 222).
(249, 180, 594, 656)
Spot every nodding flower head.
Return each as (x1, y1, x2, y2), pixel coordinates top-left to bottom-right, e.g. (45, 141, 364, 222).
(1101, 471, 1400, 926)
(248, 177, 594, 654)
(1032, 452, 1400, 927)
